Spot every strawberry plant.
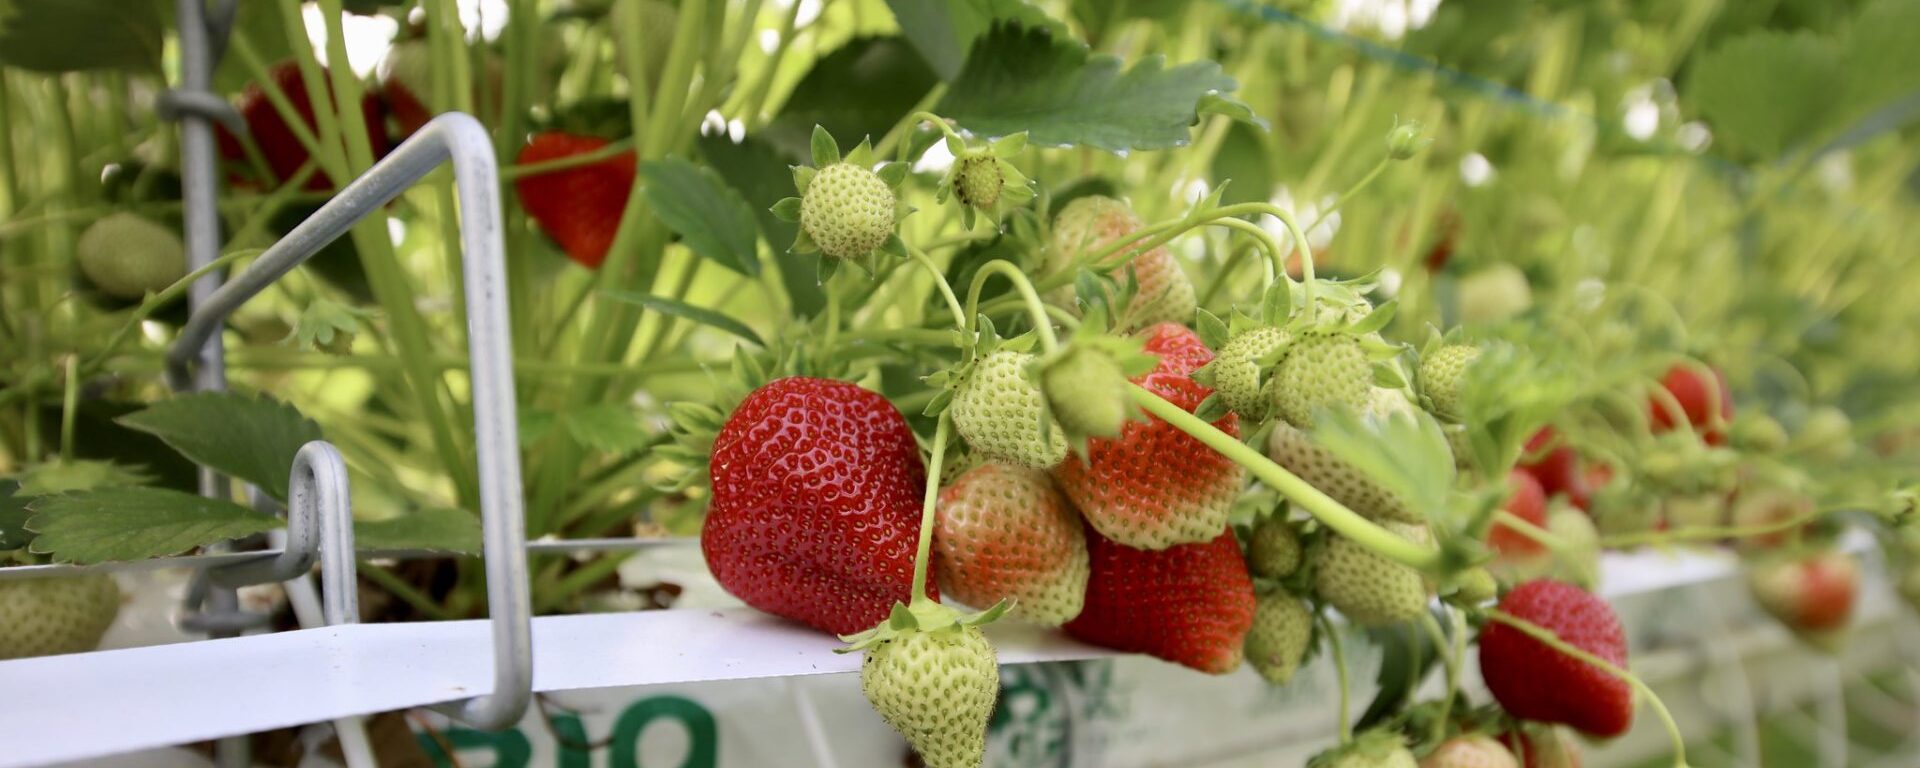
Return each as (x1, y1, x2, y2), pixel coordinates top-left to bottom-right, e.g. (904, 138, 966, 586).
(2, 0, 1920, 766)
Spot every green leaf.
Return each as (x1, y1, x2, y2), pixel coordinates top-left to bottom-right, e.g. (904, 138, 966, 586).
(0, 480, 32, 551)
(885, 0, 1074, 80)
(26, 487, 283, 565)
(354, 507, 481, 555)
(602, 290, 766, 346)
(1686, 30, 1843, 158)
(1355, 609, 1445, 730)
(641, 157, 762, 277)
(1312, 408, 1456, 523)
(1194, 309, 1229, 350)
(117, 393, 324, 502)
(0, 0, 164, 73)
(14, 460, 153, 496)
(563, 403, 653, 456)
(1211, 122, 1275, 207)
(698, 135, 824, 317)
(1840, 0, 1920, 124)
(765, 37, 941, 161)
(213, 0, 292, 93)
(941, 23, 1245, 151)
(291, 298, 376, 355)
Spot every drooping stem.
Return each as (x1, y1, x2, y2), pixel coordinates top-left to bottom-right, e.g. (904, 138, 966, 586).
(1322, 613, 1353, 744)
(966, 260, 1059, 354)
(1601, 507, 1823, 549)
(1309, 156, 1391, 233)
(1251, 203, 1317, 322)
(905, 243, 968, 331)
(1128, 385, 1440, 571)
(1488, 610, 1688, 768)
(1419, 610, 1460, 745)
(908, 414, 952, 605)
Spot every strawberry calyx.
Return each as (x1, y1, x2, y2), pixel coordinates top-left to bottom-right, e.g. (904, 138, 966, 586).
(836, 597, 1010, 653)
(928, 125, 1035, 229)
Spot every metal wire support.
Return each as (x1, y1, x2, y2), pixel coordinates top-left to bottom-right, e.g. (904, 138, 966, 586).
(208, 442, 359, 625)
(163, 112, 533, 731)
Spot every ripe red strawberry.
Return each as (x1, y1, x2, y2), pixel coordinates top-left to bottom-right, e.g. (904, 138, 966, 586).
(1479, 580, 1633, 738)
(1052, 323, 1245, 550)
(1518, 428, 1588, 509)
(1649, 364, 1732, 445)
(512, 131, 637, 269)
(217, 61, 391, 191)
(1489, 469, 1549, 561)
(1748, 549, 1858, 639)
(702, 377, 934, 636)
(1420, 734, 1518, 768)
(934, 464, 1088, 626)
(1064, 528, 1255, 674)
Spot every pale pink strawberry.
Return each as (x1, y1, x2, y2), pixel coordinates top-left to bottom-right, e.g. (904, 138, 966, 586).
(934, 463, 1089, 626)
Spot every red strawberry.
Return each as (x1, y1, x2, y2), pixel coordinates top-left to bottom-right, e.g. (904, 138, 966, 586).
(1479, 580, 1633, 738)
(512, 131, 636, 269)
(1052, 323, 1246, 550)
(1064, 528, 1255, 673)
(1749, 549, 1858, 637)
(217, 61, 391, 191)
(1649, 364, 1732, 445)
(934, 463, 1089, 626)
(1518, 428, 1588, 509)
(1489, 469, 1549, 561)
(702, 377, 934, 636)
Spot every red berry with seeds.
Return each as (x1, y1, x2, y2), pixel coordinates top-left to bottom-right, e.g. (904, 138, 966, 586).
(1479, 580, 1633, 738)
(702, 377, 934, 636)
(1064, 528, 1255, 674)
(513, 131, 637, 269)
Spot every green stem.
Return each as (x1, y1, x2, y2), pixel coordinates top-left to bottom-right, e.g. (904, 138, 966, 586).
(1212, 216, 1284, 287)
(58, 355, 78, 463)
(1419, 610, 1458, 745)
(880, 107, 960, 163)
(1127, 384, 1439, 570)
(1601, 508, 1823, 549)
(501, 138, 637, 180)
(908, 414, 952, 604)
(965, 260, 1058, 353)
(1491, 509, 1571, 552)
(1321, 613, 1352, 744)
(1308, 157, 1390, 234)
(904, 244, 968, 330)
(1488, 610, 1688, 768)
(360, 562, 456, 621)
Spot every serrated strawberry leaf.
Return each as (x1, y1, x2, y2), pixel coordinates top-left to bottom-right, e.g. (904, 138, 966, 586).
(641, 157, 762, 277)
(940, 23, 1248, 152)
(117, 393, 323, 502)
(355, 507, 481, 555)
(1685, 30, 1842, 158)
(26, 487, 283, 565)
(886, 0, 1075, 80)
(0, 480, 32, 551)
(0, 0, 164, 74)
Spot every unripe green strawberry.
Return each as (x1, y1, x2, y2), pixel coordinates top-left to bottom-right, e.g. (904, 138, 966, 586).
(1270, 331, 1371, 429)
(801, 162, 895, 260)
(1312, 522, 1431, 626)
(1662, 492, 1725, 530)
(860, 624, 999, 768)
(1039, 344, 1132, 442)
(1045, 196, 1195, 331)
(0, 574, 120, 659)
(77, 213, 187, 300)
(935, 464, 1089, 626)
(1797, 405, 1855, 462)
(1419, 344, 1479, 423)
(1247, 517, 1303, 579)
(1419, 734, 1518, 768)
(1312, 730, 1419, 768)
(1244, 591, 1312, 684)
(1545, 506, 1600, 590)
(1268, 420, 1422, 523)
(1210, 327, 1290, 421)
(1456, 263, 1532, 324)
(952, 154, 1002, 209)
(951, 350, 1067, 469)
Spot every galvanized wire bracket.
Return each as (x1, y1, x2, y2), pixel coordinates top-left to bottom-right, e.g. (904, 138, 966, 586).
(163, 112, 534, 731)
